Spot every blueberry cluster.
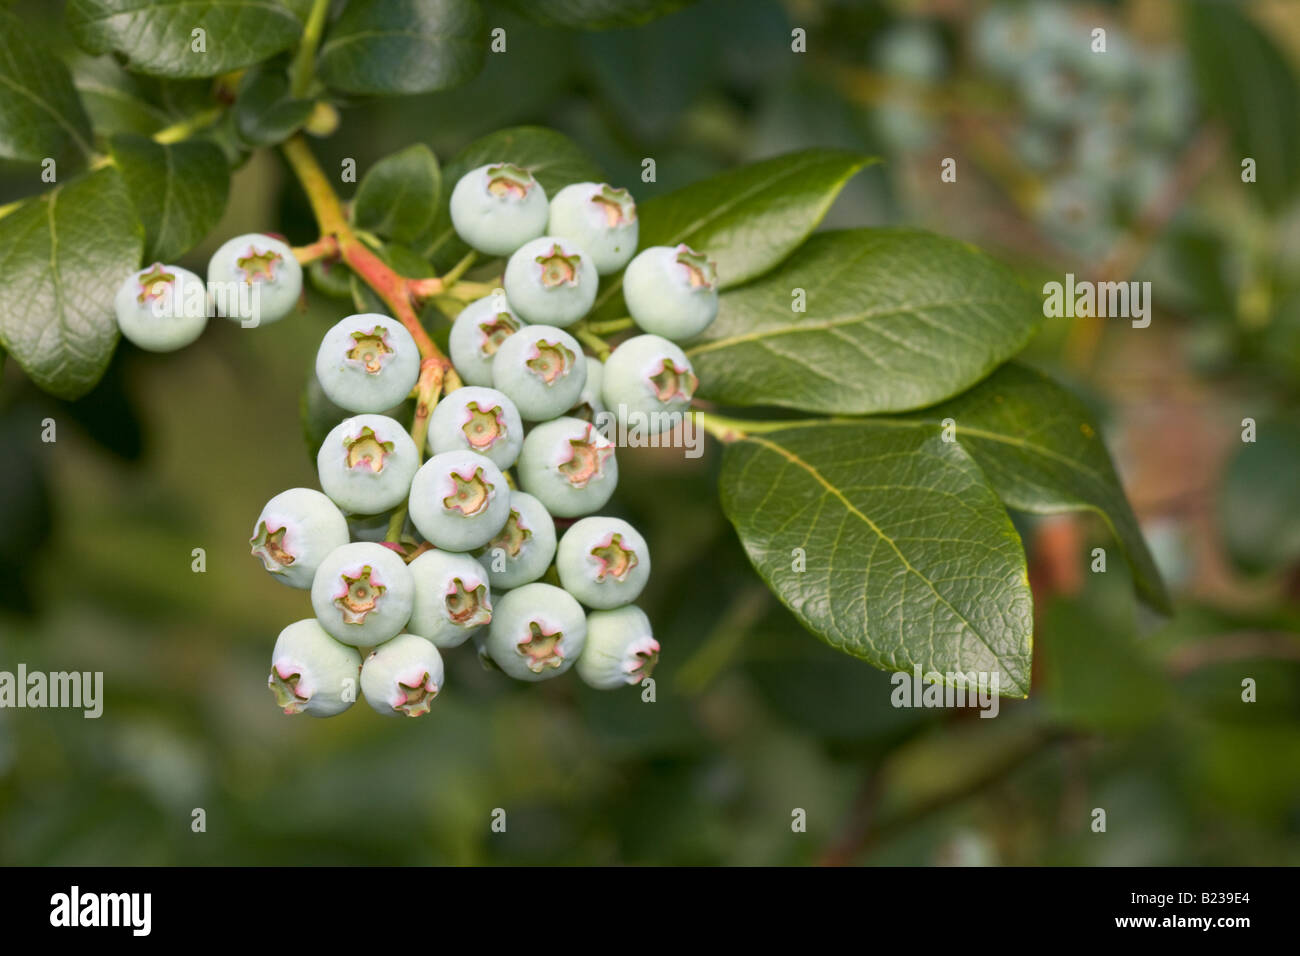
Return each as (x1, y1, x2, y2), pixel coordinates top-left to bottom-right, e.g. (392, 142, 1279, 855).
(253, 162, 720, 718)
(970, 2, 1194, 258)
(113, 233, 303, 351)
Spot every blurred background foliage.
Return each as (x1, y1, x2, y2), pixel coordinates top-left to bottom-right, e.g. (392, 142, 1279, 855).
(2, 0, 1299, 865)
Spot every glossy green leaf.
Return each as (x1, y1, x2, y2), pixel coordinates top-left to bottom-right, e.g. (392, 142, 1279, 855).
(1220, 420, 1300, 574)
(318, 0, 485, 95)
(0, 8, 93, 163)
(498, 0, 695, 30)
(233, 67, 313, 147)
(71, 55, 173, 137)
(893, 363, 1170, 612)
(419, 125, 602, 267)
(66, 0, 303, 78)
(109, 134, 230, 262)
(0, 168, 143, 399)
(636, 149, 874, 289)
(689, 229, 1041, 414)
(1185, 0, 1300, 210)
(353, 144, 441, 243)
(719, 423, 1033, 696)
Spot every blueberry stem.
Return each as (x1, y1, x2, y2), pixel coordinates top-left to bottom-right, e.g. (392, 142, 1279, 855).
(571, 324, 611, 362)
(585, 317, 634, 335)
(281, 135, 452, 370)
(691, 410, 805, 443)
(292, 235, 339, 265)
(289, 0, 332, 99)
(385, 358, 445, 544)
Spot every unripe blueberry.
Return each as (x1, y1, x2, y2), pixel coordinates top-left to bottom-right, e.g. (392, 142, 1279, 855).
(315, 313, 420, 413)
(569, 357, 605, 422)
(360, 633, 445, 717)
(601, 334, 698, 435)
(268, 619, 362, 716)
(623, 244, 719, 340)
(516, 416, 618, 518)
(207, 233, 302, 326)
(449, 162, 549, 257)
(875, 22, 946, 83)
(310, 542, 415, 646)
(484, 583, 587, 681)
(1017, 55, 1082, 126)
(448, 292, 525, 387)
(576, 605, 659, 690)
(406, 549, 493, 648)
(546, 182, 639, 275)
(555, 516, 650, 609)
(503, 236, 598, 327)
(476, 490, 556, 589)
(407, 450, 511, 551)
(250, 488, 350, 589)
(317, 414, 420, 514)
(428, 385, 523, 470)
(114, 263, 208, 352)
(491, 324, 587, 421)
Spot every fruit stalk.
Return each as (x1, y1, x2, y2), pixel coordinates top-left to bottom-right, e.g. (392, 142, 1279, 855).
(280, 135, 447, 367)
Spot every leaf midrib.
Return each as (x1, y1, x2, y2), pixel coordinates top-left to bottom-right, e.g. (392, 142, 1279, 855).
(745, 432, 1023, 690)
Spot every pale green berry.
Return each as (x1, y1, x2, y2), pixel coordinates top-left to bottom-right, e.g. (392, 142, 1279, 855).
(310, 542, 415, 647)
(406, 549, 493, 648)
(546, 182, 638, 274)
(360, 633, 445, 717)
(315, 313, 421, 413)
(555, 516, 650, 609)
(516, 416, 618, 518)
(475, 490, 556, 589)
(484, 583, 587, 681)
(268, 619, 361, 717)
(114, 263, 208, 352)
(250, 488, 350, 590)
(576, 605, 659, 690)
(207, 233, 302, 326)
(407, 450, 511, 551)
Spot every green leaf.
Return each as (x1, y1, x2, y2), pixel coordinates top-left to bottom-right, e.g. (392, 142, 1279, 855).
(1219, 419, 1300, 574)
(318, 0, 485, 96)
(0, 8, 93, 164)
(233, 67, 313, 147)
(1185, 0, 1300, 210)
(636, 149, 874, 290)
(71, 54, 173, 137)
(0, 168, 143, 399)
(353, 144, 441, 243)
(109, 134, 230, 262)
(688, 229, 1041, 414)
(66, 0, 303, 79)
(498, 0, 695, 30)
(719, 423, 1033, 696)
(419, 125, 602, 267)
(893, 363, 1170, 613)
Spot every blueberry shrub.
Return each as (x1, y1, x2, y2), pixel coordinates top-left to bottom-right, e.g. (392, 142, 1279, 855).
(2, 0, 1298, 864)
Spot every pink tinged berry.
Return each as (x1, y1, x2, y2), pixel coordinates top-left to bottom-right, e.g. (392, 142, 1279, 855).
(347, 327, 394, 374)
(629, 640, 661, 681)
(535, 243, 581, 288)
(518, 620, 565, 673)
(486, 162, 535, 200)
(558, 424, 613, 489)
(590, 533, 638, 581)
(592, 185, 636, 228)
(444, 466, 493, 516)
(446, 577, 491, 629)
(250, 522, 295, 572)
(462, 402, 507, 451)
(675, 245, 717, 290)
(479, 312, 520, 355)
(345, 426, 393, 473)
(135, 262, 176, 304)
(236, 245, 283, 284)
(269, 664, 311, 714)
(491, 508, 532, 558)
(527, 338, 576, 385)
(334, 565, 386, 624)
(392, 671, 439, 716)
(648, 358, 698, 403)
